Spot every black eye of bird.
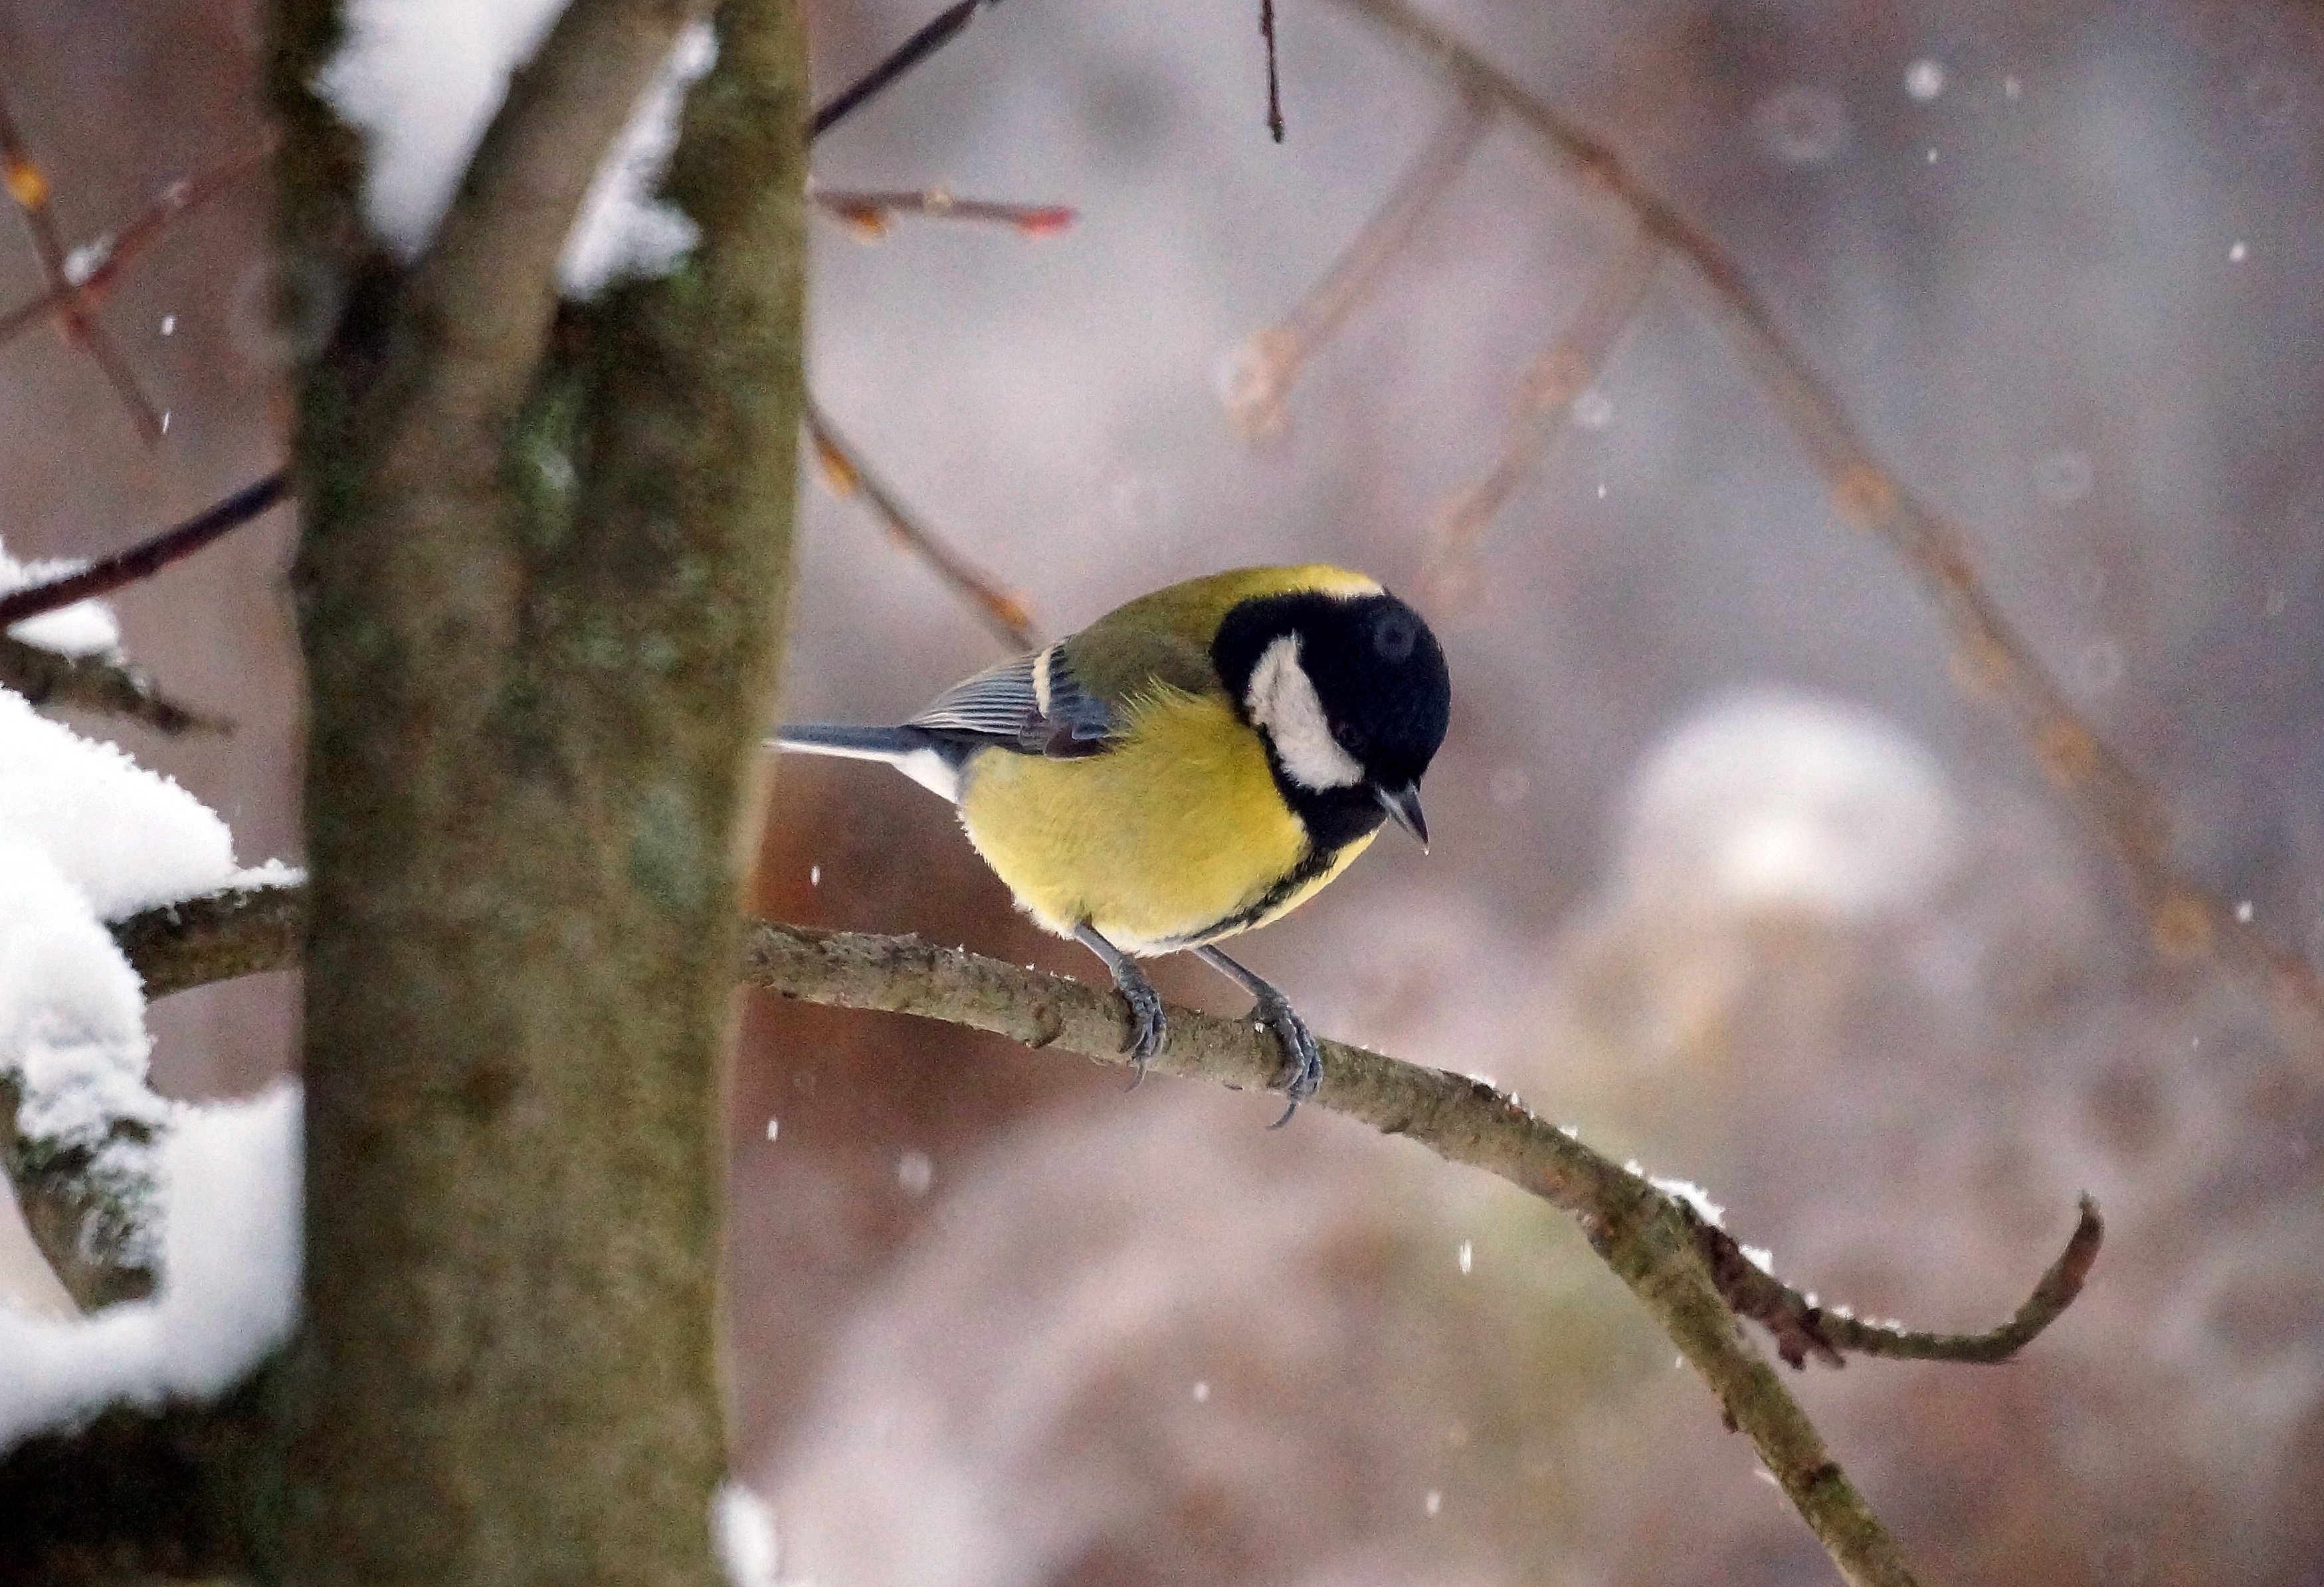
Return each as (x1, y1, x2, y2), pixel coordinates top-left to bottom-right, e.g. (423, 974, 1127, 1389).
(1372, 610, 1417, 663)
(1333, 720, 1369, 756)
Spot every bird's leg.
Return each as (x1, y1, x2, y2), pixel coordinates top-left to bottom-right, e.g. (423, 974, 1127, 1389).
(1074, 922, 1166, 1085)
(1193, 945, 1322, 1128)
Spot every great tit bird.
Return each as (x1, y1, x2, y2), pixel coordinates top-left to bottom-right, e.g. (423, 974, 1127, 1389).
(773, 565, 1451, 1122)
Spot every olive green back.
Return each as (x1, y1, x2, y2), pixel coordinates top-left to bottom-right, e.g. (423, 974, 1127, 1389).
(1056, 564, 1382, 709)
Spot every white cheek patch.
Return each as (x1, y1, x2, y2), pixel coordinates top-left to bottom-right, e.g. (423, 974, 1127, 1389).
(1245, 634, 1365, 792)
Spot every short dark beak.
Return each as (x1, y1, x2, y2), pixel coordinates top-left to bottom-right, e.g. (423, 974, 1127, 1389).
(1375, 782, 1428, 851)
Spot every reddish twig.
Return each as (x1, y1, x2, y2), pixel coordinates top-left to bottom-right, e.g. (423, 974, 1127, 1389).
(810, 183, 1074, 240)
(803, 396, 1039, 652)
(0, 472, 291, 629)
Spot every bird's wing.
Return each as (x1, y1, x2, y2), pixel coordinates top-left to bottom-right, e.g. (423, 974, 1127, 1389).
(908, 639, 1117, 758)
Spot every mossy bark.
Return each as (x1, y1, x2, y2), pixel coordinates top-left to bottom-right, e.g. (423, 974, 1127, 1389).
(266, 2, 805, 1582)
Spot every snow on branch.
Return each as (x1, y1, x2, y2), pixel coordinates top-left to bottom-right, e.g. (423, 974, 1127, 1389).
(1, 540, 221, 733)
(0, 605, 292, 1312)
(0, 1085, 299, 1455)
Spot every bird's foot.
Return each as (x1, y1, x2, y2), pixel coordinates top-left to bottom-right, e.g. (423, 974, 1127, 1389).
(1251, 989, 1323, 1129)
(1110, 959, 1167, 1088)
(1076, 922, 1167, 1089)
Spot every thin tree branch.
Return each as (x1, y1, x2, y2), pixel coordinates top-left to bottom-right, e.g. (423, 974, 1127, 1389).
(0, 87, 167, 441)
(0, 143, 271, 350)
(1428, 223, 1660, 595)
(1684, 1191, 2104, 1370)
(102, 887, 2101, 1377)
(810, 0, 999, 139)
(1330, 0, 2324, 1051)
(1260, 0, 1285, 142)
(804, 395, 1040, 650)
(751, 923, 2088, 1587)
(0, 630, 225, 733)
(1224, 90, 1488, 441)
(0, 473, 290, 629)
(810, 182, 1075, 239)
(102, 885, 2099, 1587)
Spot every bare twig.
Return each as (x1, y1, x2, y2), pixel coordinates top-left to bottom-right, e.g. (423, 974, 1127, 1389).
(1260, 0, 1285, 142)
(1686, 1194, 2104, 1370)
(0, 473, 290, 629)
(804, 395, 1040, 651)
(811, 0, 999, 139)
(1224, 90, 1488, 441)
(1333, 0, 2324, 1049)
(105, 888, 2099, 1587)
(0, 88, 166, 441)
(811, 182, 1075, 239)
(0, 144, 270, 350)
(0, 630, 223, 733)
(1429, 225, 1660, 595)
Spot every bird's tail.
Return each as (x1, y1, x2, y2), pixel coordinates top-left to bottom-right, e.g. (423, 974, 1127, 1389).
(768, 724, 962, 801)
(771, 723, 935, 762)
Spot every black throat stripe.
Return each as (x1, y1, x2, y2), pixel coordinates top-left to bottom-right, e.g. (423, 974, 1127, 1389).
(1165, 820, 1371, 950)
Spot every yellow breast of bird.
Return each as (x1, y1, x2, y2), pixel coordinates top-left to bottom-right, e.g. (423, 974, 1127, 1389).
(956, 687, 1373, 953)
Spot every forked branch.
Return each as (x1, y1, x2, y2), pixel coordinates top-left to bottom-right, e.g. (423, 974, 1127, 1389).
(101, 883, 2099, 1587)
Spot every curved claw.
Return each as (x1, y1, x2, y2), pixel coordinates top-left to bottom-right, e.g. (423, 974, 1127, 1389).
(1074, 922, 1167, 1089)
(1252, 990, 1323, 1129)
(1115, 969, 1167, 1088)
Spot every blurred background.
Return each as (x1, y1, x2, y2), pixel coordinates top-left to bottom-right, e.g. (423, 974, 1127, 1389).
(5, 0, 2323, 1581)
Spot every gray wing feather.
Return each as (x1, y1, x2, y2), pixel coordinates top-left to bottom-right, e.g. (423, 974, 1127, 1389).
(908, 641, 1115, 756)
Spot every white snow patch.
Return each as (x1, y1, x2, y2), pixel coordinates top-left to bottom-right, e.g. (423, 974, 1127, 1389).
(0, 687, 241, 918)
(714, 1479, 783, 1587)
(1646, 1174, 1727, 1227)
(1, 849, 165, 1194)
(231, 858, 308, 891)
(563, 22, 717, 290)
(320, 1, 716, 293)
(1, 635, 297, 1414)
(0, 1085, 302, 1453)
(2, 538, 120, 656)
(0, 688, 255, 1241)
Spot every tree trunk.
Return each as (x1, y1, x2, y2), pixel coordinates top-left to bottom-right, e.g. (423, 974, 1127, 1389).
(267, 2, 805, 1580)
